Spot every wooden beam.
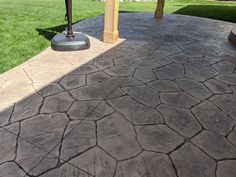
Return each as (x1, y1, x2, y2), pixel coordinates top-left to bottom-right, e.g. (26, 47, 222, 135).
(155, 0, 165, 18)
(103, 0, 119, 44)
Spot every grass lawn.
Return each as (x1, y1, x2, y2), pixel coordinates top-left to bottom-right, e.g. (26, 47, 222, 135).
(0, 0, 235, 73)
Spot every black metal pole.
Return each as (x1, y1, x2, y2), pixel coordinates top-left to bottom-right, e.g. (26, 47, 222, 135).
(51, 0, 90, 51)
(66, 0, 73, 37)
(65, 0, 68, 20)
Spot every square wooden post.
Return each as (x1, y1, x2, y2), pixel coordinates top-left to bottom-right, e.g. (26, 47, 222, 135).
(103, 0, 119, 44)
(155, 0, 165, 18)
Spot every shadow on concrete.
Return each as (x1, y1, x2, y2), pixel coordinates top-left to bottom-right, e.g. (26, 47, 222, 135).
(0, 38, 133, 176)
(1, 13, 236, 176)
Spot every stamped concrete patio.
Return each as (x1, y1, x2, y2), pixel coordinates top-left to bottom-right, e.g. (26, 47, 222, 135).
(0, 13, 236, 177)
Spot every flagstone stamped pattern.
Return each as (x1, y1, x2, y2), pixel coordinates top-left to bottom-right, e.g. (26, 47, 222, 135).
(0, 13, 236, 177)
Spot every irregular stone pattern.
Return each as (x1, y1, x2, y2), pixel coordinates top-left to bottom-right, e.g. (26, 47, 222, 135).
(176, 78, 212, 100)
(204, 79, 232, 94)
(34, 83, 64, 97)
(231, 86, 236, 93)
(40, 92, 74, 113)
(228, 127, 236, 146)
(60, 74, 86, 90)
(121, 85, 160, 107)
(40, 163, 91, 177)
(68, 101, 113, 121)
(0, 162, 27, 177)
(160, 92, 199, 108)
(87, 71, 110, 85)
(217, 160, 236, 177)
(154, 63, 184, 80)
(109, 96, 163, 125)
(136, 125, 184, 153)
(212, 60, 236, 74)
(0, 104, 13, 126)
(70, 65, 98, 75)
(69, 147, 116, 177)
(170, 143, 216, 177)
(210, 94, 236, 120)
(97, 113, 142, 160)
(104, 65, 135, 77)
(216, 74, 236, 85)
(157, 105, 201, 137)
(68, 101, 100, 120)
(70, 77, 124, 100)
(61, 121, 96, 161)
(0, 125, 18, 164)
(192, 130, 236, 160)
(16, 139, 58, 176)
(142, 53, 172, 68)
(20, 113, 69, 151)
(192, 101, 235, 135)
(148, 80, 180, 92)
(0, 13, 236, 177)
(11, 93, 43, 122)
(115, 151, 177, 177)
(184, 63, 218, 82)
(134, 66, 156, 83)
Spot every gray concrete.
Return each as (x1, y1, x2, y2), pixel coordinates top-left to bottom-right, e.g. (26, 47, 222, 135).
(0, 13, 236, 176)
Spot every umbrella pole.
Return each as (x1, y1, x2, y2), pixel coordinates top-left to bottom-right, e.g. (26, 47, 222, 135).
(51, 0, 90, 51)
(66, 0, 74, 37)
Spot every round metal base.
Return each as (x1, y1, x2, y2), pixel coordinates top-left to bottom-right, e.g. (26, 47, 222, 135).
(228, 28, 236, 45)
(51, 31, 90, 51)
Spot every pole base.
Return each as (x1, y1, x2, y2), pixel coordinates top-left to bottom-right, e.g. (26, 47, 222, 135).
(228, 28, 236, 45)
(51, 31, 90, 51)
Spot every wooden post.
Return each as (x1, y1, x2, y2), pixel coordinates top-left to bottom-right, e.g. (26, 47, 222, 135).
(155, 0, 165, 18)
(103, 0, 119, 44)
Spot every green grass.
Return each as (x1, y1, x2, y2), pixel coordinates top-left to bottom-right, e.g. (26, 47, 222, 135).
(0, 0, 235, 73)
